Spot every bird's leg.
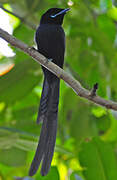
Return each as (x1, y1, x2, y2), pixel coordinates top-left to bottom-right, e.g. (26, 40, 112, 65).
(45, 58, 53, 64)
(47, 58, 53, 62)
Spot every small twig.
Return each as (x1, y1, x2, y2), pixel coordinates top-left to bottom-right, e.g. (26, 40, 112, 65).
(0, 27, 117, 111)
(0, 5, 36, 30)
(90, 83, 98, 97)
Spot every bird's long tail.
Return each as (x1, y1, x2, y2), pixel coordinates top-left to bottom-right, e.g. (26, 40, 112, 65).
(29, 77, 60, 176)
(37, 77, 49, 124)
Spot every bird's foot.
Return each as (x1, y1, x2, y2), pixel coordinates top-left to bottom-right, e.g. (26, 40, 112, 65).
(45, 58, 53, 64)
(48, 58, 53, 62)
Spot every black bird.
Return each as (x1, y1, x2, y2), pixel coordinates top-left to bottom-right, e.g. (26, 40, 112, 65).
(29, 8, 69, 176)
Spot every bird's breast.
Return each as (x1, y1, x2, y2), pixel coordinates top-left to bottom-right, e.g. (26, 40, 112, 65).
(35, 24, 65, 68)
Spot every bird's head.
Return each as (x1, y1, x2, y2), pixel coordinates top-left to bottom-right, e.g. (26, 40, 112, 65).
(40, 8, 70, 25)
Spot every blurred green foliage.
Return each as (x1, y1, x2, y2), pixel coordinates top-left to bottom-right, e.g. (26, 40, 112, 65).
(1, 0, 117, 179)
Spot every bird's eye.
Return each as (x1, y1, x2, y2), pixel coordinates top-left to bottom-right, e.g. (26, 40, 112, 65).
(50, 15, 56, 18)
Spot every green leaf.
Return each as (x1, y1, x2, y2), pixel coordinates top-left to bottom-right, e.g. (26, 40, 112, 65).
(25, 0, 40, 12)
(0, 59, 40, 104)
(70, 171, 84, 180)
(61, 89, 98, 138)
(97, 14, 116, 42)
(79, 137, 117, 180)
(35, 166, 60, 180)
(13, 24, 34, 44)
(107, 6, 117, 21)
(0, 147, 27, 166)
(0, 127, 37, 151)
(0, 128, 19, 149)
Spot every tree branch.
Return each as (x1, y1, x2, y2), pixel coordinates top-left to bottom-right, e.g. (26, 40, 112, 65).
(0, 27, 117, 110)
(90, 83, 98, 97)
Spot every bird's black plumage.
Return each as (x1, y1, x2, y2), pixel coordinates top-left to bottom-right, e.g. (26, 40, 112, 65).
(29, 8, 69, 176)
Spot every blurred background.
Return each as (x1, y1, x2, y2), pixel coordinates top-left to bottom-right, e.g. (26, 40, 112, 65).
(1, 0, 117, 179)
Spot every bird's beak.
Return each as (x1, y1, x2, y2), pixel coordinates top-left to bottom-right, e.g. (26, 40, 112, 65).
(50, 8, 70, 18)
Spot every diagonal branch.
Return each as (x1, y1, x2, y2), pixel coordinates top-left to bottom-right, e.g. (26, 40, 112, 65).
(0, 27, 117, 111)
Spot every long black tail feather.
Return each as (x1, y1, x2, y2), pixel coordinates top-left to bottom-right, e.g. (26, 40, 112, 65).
(37, 77, 49, 124)
(29, 78, 60, 176)
(29, 114, 48, 176)
(41, 80, 59, 175)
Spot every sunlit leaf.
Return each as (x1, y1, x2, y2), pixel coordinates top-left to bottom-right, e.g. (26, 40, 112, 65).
(107, 6, 117, 21)
(35, 166, 60, 180)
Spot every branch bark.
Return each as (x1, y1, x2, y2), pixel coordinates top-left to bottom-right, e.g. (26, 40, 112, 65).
(0, 27, 117, 110)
